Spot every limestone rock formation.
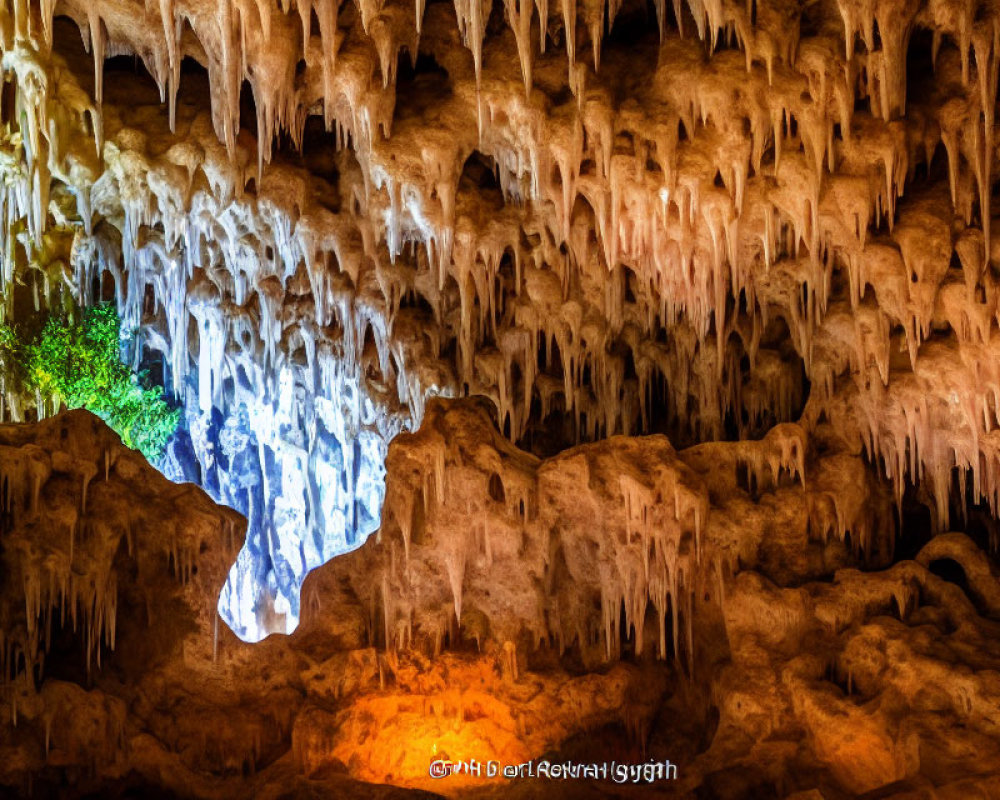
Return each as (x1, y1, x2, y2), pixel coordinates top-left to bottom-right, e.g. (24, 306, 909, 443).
(7, 402, 1000, 797)
(0, 410, 242, 793)
(4, 0, 1000, 795)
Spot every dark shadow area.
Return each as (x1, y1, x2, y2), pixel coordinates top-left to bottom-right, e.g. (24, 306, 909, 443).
(927, 557, 972, 596)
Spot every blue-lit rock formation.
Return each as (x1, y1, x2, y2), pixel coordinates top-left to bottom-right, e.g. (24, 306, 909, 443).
(133, 241, 406, 642)
(190, 395, 391, 641)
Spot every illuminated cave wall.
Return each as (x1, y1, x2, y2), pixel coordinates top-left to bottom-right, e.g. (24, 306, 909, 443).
(1, 0, 1000, 645)
(80, 122, 406, 642)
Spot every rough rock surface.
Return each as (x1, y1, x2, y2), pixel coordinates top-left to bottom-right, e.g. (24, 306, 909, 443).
(4, 0, 1000, 796)
(3, 405, 1000, 797)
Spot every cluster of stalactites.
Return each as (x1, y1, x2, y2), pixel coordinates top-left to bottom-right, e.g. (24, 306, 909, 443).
(0, 441, 119, 686)
(0, 0, 981, 453)
(367, 403, 744, 672)
(0, 0, 101, 246)
(359, 404, 895, 676)
(0, 426, 229, 692)
(63, 88, 804, 474)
